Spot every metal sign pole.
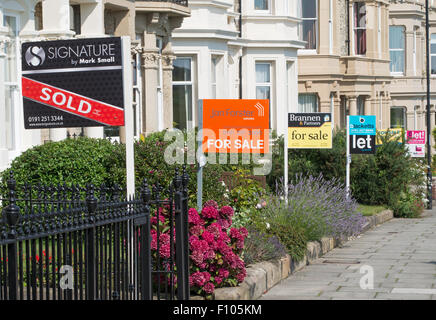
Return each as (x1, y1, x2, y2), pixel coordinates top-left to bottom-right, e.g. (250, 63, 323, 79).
(425, 0, 433, 209)
(197, 100, 203, 211)
(346, 115, 351, 199)
(284, 116, 289, 202)
(122, 37, 135, 198)
(121, 36, 136, 298)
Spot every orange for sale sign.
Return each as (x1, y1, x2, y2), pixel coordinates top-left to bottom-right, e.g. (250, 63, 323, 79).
(202, 99, 269, 153)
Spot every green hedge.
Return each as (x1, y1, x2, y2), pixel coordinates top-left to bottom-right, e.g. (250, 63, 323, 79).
(0, 137, 118, 188)
(0, 132, 226, 208)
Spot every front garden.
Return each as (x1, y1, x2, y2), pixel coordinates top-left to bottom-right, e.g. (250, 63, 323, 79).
(0, 128, 427, 298)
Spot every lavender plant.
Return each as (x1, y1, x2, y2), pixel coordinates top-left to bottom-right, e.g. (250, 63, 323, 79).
(260, 174, 366, 242)
(242, 227, 287, 266)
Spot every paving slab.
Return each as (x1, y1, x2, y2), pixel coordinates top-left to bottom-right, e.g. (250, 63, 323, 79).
(260, 207, 436, 300)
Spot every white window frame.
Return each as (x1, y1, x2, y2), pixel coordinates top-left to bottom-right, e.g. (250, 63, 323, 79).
(299, 0, 318, 53)
(389, 25, 405, 76)
(413, 28, 417, 76)
(298, 94, 319, 113)
(390, 106, 407, 129)
(210, 54, 224, 99)
(3, 12, 21, 153)
(431, 33, 436, 76)
(172, 56, 195, 130)
(156, 37, 164, 131)
(357, 96, 365, 115)
(254, 0, 271, 14)
(255, 61, 273, 128)
(378, 4, 382, 59)
(211, 56, 217, 99)
(352, 2, 367, 56)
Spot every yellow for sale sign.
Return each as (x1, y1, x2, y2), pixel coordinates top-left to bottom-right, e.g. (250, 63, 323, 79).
(288, 113, 332, 149)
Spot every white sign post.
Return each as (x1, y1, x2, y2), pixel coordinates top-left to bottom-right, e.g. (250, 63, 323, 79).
(121, 36, 136, 298)
(122, 36, 135, 198)
(284, 114, 289, 202)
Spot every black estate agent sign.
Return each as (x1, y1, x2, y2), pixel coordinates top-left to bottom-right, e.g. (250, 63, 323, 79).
(21, 37, 125, 129)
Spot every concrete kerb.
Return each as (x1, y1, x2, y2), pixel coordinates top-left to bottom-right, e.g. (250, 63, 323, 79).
(206, 210, 393, 300)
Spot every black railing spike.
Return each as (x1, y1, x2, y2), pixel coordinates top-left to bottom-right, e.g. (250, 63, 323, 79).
(86, 184, 98, 219)
(174, 167, 182, 191)
(141, 178, 151, 203)
(3, 171, 20, 239)
(182, 164, 189, 189)
(113, 184, 121, 201)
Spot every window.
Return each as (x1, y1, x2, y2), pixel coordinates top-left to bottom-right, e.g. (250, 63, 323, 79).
(353, 2, 366, 55)
(173, 57, 194, 131)
(254, 0, 269, 11)
(34, 2, 43, 31)
(357, 96, 365, 115)
(298, 94, 318, 113)
(70, 5, 81, 35)
(390, 107, 406, 129)
(431, 34, 436, 74)
(211, 56, 218, 99)
(300, 0, 317, 50)
(389, 26, 405, 74)
(256, 62, 272, 127)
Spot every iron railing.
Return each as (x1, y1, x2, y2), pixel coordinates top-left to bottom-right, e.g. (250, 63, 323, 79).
(0, 167, 190, 300)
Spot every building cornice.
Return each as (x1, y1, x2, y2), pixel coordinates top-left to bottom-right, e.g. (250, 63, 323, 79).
(236, 38, 305, 49)
(172, 28, 239, 40)
(187, 0, 233, 9)
(242, 15, 301, 24)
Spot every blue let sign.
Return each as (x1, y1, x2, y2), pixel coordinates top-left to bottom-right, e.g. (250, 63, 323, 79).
(349, 116, 376, 135)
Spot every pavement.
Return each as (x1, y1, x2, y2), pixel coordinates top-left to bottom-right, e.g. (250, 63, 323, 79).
(260, 206, 436, 300)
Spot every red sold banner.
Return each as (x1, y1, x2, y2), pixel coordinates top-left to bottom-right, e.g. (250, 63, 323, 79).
(22, 77, 124, 126)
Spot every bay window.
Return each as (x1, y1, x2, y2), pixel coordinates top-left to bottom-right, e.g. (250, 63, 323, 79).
(254, 0, 269, 11)
(256, 62, 272, 127)
(298, 94, 318, 113)
(389, 26, 405, 74)
(300, 0, 318, 50)
(353, 2, 366, 55)
(390, 107, 406, 129)
(431, 34, 436, 74)
(173, 57, 194, 131)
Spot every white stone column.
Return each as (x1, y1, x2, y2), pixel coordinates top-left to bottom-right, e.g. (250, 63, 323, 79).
(348, 95, 357, 116)
(81, 0, 105, 138)
(162, 46, 176, 130)
(41, 0, 74, 38)
(80, 0, 105, 37)
(41, 0, 72, 141)
(0, 41, 8, 169)
(364, 96, 372, 115)
(406, 31, 415, 77)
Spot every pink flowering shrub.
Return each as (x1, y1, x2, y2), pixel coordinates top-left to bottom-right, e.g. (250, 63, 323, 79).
(188, 203, 247, 297)
(150, 199, 247, 298)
